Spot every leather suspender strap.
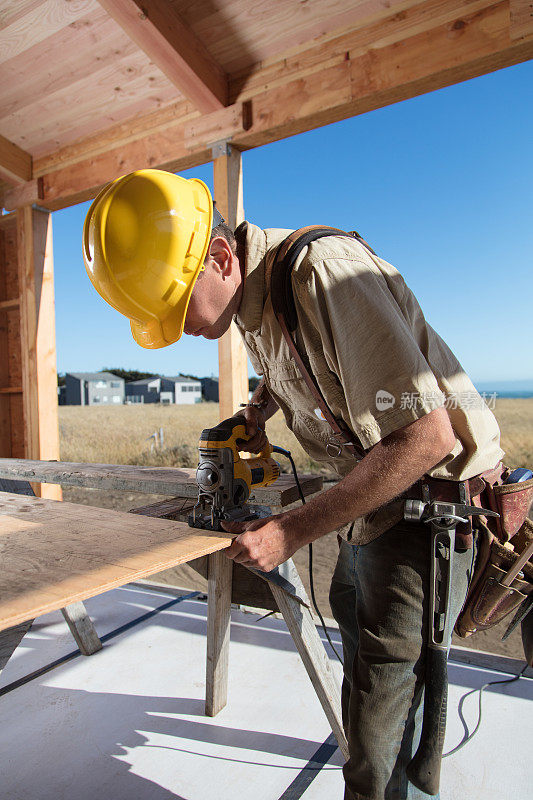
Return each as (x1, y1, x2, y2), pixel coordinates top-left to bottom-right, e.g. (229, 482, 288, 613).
(268, 225, 377, 460)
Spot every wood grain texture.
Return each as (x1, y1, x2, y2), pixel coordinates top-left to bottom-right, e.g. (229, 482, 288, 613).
(60, 601, 102, 656)
(213, 147, 248, 421)
(16, 208, 61, 499)
(97, 0, 228, 112)
(509, 0, 533, 39)
(205, 550, 233, 715)
(0, 0, 99, 65)
(269, 583, 349, 761)
(0, 459, 322, 506)
(0, 491, 234, 631)
(17, 1, 533, 212)
(0, 135, 31, 185)
(0, 619, 33, 672)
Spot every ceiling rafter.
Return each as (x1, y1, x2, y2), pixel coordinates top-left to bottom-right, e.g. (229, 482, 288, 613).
(0, 134, 32, 185)
(97, 0, 229, 113)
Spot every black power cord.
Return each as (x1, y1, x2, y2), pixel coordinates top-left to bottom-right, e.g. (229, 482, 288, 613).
(272, 445, 343, 665)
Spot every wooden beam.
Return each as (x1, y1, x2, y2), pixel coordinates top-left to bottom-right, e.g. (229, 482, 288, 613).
(97, 0, 228, 113)
(16, 208, 61, 500)
(0, 135, 31, 185)
(0, 490, 233, 632)
(3, 178, 43, 213)
(213, 146, 249, 421)
(509, 0, 533, 39)
(0, 459, 322, 506)
(14, 1, 533, 212)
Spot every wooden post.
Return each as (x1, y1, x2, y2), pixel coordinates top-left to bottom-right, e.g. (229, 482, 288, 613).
(205, 550, 233, 716)
(213, 145, 249, 421)
(61, 602, 102, 656)
(17, 206, 62, 500)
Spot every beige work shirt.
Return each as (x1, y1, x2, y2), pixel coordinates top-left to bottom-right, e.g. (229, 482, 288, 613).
(234, 223, 504, 543)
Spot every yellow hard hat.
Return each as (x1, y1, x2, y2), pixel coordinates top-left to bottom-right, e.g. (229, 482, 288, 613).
(83, 169, 218, 349)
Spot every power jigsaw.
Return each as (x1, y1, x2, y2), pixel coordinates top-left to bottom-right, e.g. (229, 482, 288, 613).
(188, 415, 281, 531)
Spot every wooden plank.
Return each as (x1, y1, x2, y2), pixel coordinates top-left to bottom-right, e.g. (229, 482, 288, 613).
(184, 103, 248, 150)
(0, 0, 99, 65)
(205, 550, 233, 715)
(509, 0, 533, 39)
(22, 0, 533, 212)
(1, 51, 178, 159)
(33, 99, 196, 175)
(0, 298, 19, 311)
(449, 644, 533, 678)
(230, 0, 494, 101)
(0, 6, 137, 119)
(174, 0, 418, 75)
(0, 459, 323, 506)
(60, 602, 103, 656)
(97, 0, 228, 113)
(0, 226, 12, 458)
(0, 619, 33, 673)
(213, 146, 249, 421)
(10, 103, 247, 208)
(0, 135, 31, 185)
(3, 179, 42, 212)
(17, 208, 62, 500)
(0, 476, 102, 655)
(0, 387, 21, 394)
(0, 491, 234, 631)
(269, 582, 349, 761)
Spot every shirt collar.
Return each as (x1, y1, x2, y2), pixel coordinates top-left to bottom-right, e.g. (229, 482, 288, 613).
(234, 222, 292, 334)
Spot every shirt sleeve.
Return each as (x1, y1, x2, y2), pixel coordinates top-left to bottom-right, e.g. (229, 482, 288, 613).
(292, 254, 446, 449)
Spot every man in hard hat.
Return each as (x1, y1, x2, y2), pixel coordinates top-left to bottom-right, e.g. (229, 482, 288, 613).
(84, 170, 503, 800)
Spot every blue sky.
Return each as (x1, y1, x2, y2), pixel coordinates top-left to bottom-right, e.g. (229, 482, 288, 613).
(52, 60, 533, 384)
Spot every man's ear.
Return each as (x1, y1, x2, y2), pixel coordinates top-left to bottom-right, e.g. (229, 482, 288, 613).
(208, 236, 233, 278)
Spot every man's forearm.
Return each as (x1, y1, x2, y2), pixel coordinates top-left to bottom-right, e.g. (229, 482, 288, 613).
(283, 407, 455, 546)
(248, 378, 279, 421)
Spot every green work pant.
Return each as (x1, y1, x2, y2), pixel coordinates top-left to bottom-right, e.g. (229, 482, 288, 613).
(329, 522, 475, 800)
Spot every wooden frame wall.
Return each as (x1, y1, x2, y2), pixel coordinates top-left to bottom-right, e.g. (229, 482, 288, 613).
(0, 208, 61, 499)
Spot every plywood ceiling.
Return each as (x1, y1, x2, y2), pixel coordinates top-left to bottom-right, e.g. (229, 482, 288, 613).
(0, 0, 531, 209)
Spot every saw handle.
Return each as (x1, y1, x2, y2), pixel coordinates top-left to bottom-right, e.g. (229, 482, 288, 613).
(201, 415, 272, 460)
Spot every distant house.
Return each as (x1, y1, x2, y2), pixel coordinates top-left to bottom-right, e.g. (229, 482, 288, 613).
(65, 372, 125, 405)
(125, 375, 201, 404)
(201, 377, 219, 402)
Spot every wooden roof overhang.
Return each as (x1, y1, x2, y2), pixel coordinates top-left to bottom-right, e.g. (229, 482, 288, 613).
(1, 0, 532, 212)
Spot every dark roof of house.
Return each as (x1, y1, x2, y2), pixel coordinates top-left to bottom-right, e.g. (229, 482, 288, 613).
(67, 372, 123, 382)
(126, 377, 161, 385)
(165, 375, 201, 384)
(126, 376, 201, 386)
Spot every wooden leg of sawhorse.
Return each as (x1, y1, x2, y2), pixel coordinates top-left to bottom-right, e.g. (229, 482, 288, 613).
(61, 602, 102, 656)
(269, 583, 349, 761)
(0, 620, 34, 675)
(205, 551, 233, 716)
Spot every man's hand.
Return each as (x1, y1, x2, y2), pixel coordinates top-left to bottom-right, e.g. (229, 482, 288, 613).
(234, 405, 268, 453)
(221, 514, 302, 572)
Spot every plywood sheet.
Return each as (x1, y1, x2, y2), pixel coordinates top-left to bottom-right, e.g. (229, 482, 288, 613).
(0, 491, 233, 631)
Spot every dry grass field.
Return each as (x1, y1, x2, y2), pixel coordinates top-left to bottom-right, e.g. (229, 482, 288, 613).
(59, 397, 533, 473)
(59, 398, 532, 660)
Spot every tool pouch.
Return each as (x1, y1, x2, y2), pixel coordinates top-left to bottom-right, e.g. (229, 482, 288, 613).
(454, 518, 533, 635)
(455, 469, 533, 653)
